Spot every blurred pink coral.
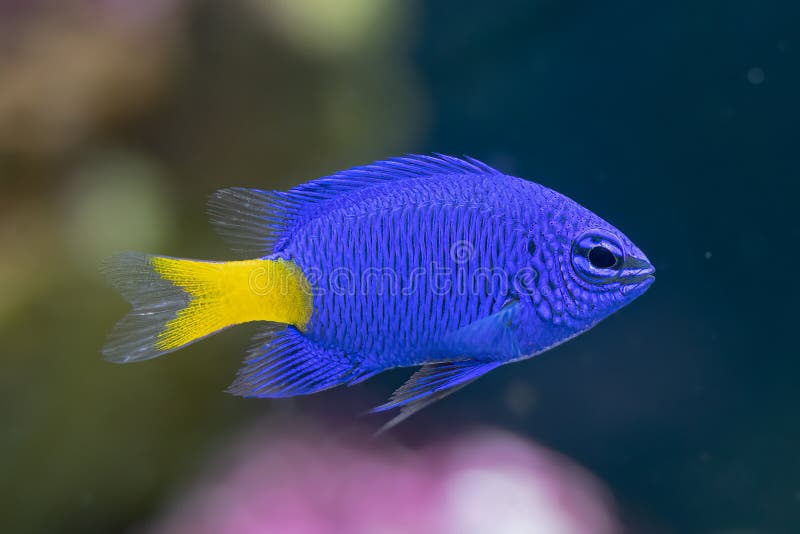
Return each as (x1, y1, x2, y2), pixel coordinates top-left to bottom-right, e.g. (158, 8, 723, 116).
(150, 423, 620, 534)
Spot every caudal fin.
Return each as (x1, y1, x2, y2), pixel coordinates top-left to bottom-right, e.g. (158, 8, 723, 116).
(102, 253, 312, 363)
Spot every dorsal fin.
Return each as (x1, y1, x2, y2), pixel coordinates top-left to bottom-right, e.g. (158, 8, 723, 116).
(207, 188, 291, 257)
(208, 154, 501, 257)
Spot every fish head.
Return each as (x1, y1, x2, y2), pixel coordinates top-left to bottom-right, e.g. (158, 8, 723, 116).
(513, 188, 655, 355)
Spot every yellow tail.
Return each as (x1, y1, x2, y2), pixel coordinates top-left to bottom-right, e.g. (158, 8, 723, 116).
(102, 253, 312, 363)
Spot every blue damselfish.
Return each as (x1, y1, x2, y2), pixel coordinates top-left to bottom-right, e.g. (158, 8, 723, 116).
(103, 155, 654, 430)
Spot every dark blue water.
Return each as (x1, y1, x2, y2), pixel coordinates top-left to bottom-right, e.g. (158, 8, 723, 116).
(406, 1, 800, 532)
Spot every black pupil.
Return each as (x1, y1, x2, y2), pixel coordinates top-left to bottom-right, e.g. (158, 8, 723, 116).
(588, 246, 617, 269)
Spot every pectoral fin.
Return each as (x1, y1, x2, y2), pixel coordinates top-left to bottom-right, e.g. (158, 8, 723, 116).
(370, 301, 522, 433)
(438, 299, 522, 359)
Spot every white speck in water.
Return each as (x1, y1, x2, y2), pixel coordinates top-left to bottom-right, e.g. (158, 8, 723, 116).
(747, 67, 765, 85)
(704, 251, 712, 260)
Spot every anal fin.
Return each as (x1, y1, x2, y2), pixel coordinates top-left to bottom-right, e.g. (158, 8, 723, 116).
(228, 327, 361, 398)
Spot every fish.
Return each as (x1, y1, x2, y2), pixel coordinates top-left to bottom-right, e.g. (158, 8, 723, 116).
(102, 154, 654, 431)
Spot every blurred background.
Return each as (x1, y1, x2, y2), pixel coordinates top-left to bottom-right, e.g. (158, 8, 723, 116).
(1, 0, 798, 532)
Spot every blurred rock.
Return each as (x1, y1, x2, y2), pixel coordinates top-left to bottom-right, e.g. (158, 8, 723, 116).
(244, 0, 408, 59)
(0, 0, 184, 155)
(61, 149, 175, 272)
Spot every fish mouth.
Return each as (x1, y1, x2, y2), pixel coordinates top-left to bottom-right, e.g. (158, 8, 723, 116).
(619, 256, 656, 286)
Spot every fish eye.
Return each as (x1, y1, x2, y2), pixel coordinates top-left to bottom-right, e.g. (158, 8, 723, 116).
(571, 230, 625, 284)
(588, 245, 617, 269)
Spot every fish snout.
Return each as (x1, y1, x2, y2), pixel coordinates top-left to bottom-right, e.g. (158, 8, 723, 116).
(619, 255, 655, 286)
